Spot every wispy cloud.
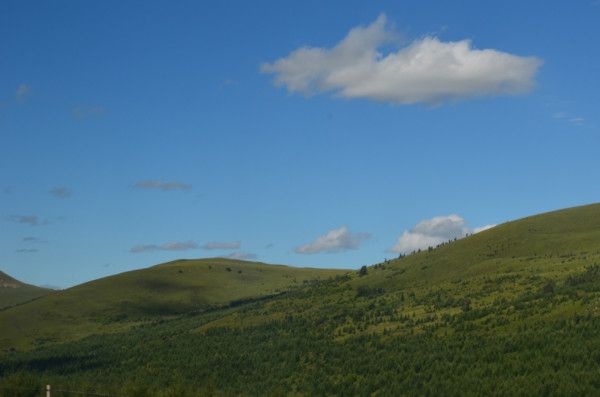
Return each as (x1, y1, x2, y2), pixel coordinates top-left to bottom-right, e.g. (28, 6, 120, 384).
(130, 241, 199, 253)
(548, 99, 586, 127)
(553, 112, 567, 119)
(220, 79, 238, 88)
(570, 117, 585, 126)
(389, 214, 496, 254)
(134, 180, 192, 191)
(295, 226, 370, 254)
(262, 14, 542, 105)
(50, 186, 72, 198)
(16, 84, 30, 102)
(7, 215, 62, 227)
(22, 236, 47, 243)
(202, 241, 241, 250)
(553, 111, 585, 126)
(7, 215, 39, 226)
(72, 105, 105, 120)
(225, 251, 258, 260)
(15, 248, 38, 253)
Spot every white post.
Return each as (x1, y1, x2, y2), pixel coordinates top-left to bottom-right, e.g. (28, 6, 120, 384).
(46, 384, 51, 397)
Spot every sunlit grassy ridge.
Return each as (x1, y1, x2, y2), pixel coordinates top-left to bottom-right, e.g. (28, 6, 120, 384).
(2, 203, 600, 396)
(0, 258, 347, 350)
(0, 271, 50, 310)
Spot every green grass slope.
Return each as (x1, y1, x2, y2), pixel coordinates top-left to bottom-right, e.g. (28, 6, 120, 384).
(3, 203, 600, 396)
(0, 258, 347, 351)
(354, 201, 600, 290)
(0, 271, 51, 310)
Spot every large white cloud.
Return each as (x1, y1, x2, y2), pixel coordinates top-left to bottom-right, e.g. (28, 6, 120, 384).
(390, 215, 495, 254)
(295, 226, 370, 254)
(261, 14, 542, 104)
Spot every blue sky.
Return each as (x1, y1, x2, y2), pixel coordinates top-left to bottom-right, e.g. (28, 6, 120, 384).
(1, 0, 599, 288)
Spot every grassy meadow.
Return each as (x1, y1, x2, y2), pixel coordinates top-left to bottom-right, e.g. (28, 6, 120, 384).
(0, 272, 50, 310)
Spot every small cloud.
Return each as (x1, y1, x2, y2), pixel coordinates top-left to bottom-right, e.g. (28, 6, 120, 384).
(261, 14, 542, 105)
(201, 241, 241, 250)
(7, 215, 39, 226)
(16, 84, 30, 102)
(295, 226, 370, 254)
(553, 112, 567, 119)
(50, 186, 72, 198)
(134, 180, 192, 191)
(130, 240, 198, 253)
(389, 215, 495, 254)
(15, 248, 38, 253)
(72, 105, 105, 120)
(22, 236, 47, 243)
(221, 79, 238, 88)
(550, 107, 586, 127)
(225, 251, 258, 260)
(570, 117, 585, 126)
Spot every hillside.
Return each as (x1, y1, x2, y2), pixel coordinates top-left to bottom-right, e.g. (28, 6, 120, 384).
(0, 258, 347, 351)
(0, 271, 51, 310)
(2, 203, 600, 395)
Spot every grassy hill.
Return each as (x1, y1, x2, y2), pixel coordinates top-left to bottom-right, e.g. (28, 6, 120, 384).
(2, 203, 600, 396)
(0, 271, 51, 310)
(0, 258, 347, 351)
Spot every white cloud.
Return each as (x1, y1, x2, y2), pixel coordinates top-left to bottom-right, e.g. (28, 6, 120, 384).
(261, 14, 542, 105)
(134, 180, 191, 191)
(225, 251, 257, 260)
(130, 241, 198, 253)
(389, 214, 496, 254)
(295, 226, 370, 254)
(202, 241, 241, 250)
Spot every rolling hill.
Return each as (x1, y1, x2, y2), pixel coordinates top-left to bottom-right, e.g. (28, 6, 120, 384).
(0, 271, 51, 310)
(0, 258, 347, 351)
(2, 203, 600, 395)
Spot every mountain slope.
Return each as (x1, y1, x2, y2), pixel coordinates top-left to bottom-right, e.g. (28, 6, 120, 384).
(352, 202, 600, 290)
(0, 271, 51, 310)
(2, 204, 600, 395)
(0, 258, 347, 350)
